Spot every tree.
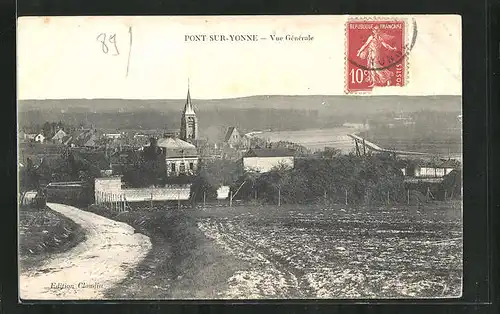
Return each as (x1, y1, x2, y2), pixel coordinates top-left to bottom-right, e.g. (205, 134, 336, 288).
(42, 122, 52, 137)
(190, 159, 241, 202)
(51, 122, 58, 136)
(441, 169, 462, 199)
(190, 169, 219, 202)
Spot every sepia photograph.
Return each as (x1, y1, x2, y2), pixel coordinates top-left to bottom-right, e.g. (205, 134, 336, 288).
(17, 15, 462, 300)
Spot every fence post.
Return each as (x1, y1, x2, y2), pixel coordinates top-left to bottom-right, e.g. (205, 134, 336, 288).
(203, 191, 206, 207)
(407, 189, 410, 205)
(150, 192, 153, 210)
(278, 187, 281, 207)
(178, 190, 180, 209)
(345, 188, 348, 206)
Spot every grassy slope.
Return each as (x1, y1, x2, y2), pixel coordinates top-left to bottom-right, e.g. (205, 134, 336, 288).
(86, 205, 247, 299)
(19, 206, 87, 271)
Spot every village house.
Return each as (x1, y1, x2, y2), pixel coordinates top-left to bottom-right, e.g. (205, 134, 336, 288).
(62, 129, 101, 148)
(400, 159, 458, 181)
(51, 129, 67, 144)
(152, 136, 199, 176)
(223, 126, 248, 149)
(34, 133, 45, 143)
(18, 131, 38, 143)
(104, 132, 122, 140)
(18, 130, 26, 142)
(242, 148, 295, 173)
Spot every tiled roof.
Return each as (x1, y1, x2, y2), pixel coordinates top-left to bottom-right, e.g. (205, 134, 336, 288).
(51, 129, 67, 140)
(155, 137, 198, 158)
(224, 127, 239, 142)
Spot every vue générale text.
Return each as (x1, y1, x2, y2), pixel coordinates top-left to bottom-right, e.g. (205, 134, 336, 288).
(184, 34, 314, 42)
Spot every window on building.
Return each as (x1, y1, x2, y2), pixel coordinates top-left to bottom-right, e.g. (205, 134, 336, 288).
(171, 163, 176, 173)
(189, 162, 194, 170)
(179, 162, 186, 173)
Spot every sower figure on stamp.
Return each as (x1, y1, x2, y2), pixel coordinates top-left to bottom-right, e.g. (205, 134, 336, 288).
(356, 26, 397, 87)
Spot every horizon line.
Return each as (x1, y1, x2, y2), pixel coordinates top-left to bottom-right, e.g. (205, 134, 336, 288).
(18, 94, 462, 102)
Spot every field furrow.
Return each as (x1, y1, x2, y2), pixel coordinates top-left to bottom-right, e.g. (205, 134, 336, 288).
(197, 206, 462, 299)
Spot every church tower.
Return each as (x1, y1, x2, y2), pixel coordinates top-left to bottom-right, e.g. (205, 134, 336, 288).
(180, 82, 198, 143)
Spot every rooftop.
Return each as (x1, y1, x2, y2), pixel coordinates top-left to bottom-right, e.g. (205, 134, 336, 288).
(154, 137, 198, 158)
(224, 127, 239, 142)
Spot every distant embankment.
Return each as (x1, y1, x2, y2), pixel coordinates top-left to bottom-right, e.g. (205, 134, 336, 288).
(257, 126, 365, 153)
(347, 134, 433, 156)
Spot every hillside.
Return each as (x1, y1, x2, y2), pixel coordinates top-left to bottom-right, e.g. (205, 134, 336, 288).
(18, 96, 461, 141)
(18, 95, 461, 115)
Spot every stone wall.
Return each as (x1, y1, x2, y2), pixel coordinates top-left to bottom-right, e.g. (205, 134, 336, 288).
(94, 176, 191, 203)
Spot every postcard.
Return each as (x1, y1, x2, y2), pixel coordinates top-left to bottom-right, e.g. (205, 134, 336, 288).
(17, 15, 462, 300)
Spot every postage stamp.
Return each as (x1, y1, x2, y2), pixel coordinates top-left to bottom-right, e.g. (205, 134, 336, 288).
(345, 19, 407, 94)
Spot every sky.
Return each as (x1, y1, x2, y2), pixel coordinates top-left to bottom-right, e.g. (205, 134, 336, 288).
(17, 15, 462, 100)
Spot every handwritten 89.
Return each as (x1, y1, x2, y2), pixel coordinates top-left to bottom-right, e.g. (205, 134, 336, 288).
(96, 33, 120, 56)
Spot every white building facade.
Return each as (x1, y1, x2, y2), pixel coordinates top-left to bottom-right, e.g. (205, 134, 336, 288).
(242, 148, 295, 173)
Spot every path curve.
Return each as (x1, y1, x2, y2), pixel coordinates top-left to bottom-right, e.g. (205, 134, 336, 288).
(20, 203, 152, 300)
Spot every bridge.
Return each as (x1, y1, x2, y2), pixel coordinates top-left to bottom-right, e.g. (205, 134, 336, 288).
(347, 134, 434, 157)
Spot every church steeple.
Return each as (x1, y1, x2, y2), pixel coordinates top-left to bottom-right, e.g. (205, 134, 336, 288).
(183, 80, 195, 116)
(180, 79, 198, 142)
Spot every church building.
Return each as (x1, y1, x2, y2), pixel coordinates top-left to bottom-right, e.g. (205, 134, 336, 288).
(180, 85, 198, 143)
(143, 84, 201, 177)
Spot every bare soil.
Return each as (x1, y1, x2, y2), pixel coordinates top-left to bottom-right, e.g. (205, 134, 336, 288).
(87, 202, 462, 299)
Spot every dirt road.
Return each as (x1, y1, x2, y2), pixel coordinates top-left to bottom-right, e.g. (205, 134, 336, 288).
(19, 203, 152, 300)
